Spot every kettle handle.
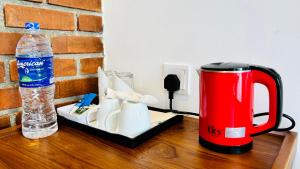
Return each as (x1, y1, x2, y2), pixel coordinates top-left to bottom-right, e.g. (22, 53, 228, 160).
(250, 66, 283, 136)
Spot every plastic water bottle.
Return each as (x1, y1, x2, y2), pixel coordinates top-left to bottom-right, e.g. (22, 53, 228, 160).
(16, 22, 58, 139)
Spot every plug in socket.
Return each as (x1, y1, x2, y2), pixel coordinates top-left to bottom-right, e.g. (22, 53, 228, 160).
(163, 63, 191, 95)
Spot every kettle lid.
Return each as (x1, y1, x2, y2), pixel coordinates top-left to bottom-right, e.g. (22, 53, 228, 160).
(201, 62, 251, 71)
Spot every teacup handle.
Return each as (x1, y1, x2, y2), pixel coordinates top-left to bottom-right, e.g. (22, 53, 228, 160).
(86, 105, 100, 126)
(105, 109, 121, 132)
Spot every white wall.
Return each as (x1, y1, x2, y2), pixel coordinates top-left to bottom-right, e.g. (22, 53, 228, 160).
(103, 0, 300, 166)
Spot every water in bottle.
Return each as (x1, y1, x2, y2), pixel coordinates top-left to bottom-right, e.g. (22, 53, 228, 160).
(16, 22, 58, 139)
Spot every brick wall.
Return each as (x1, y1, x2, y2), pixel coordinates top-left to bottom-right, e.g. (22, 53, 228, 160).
(0, 0, 103, 126)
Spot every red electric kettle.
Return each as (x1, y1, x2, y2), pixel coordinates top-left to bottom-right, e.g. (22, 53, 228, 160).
(199, 62, 282, 154)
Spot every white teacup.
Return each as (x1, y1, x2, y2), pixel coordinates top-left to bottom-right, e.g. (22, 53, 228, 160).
(105, 109, 120, 133)
(84, 105, 100, 124)
(118, 101, 151, 137)
(87, 98, 121, 131)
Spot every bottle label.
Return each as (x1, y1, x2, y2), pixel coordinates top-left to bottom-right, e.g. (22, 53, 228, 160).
(17, 56, 54, 88)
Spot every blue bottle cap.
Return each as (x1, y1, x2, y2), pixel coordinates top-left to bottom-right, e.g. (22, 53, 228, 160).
(25, 22, 40, 30)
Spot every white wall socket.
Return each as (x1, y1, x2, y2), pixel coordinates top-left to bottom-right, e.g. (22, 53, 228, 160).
(163, 63, 191, 95)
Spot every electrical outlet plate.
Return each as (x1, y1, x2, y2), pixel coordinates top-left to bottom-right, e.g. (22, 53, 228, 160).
(163, 63, 191, 95)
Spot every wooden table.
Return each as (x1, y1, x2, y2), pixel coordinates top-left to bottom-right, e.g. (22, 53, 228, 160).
(0, 117, 297, 169)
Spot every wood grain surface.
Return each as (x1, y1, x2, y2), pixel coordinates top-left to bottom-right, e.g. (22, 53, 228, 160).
(0, 117, 296, 169)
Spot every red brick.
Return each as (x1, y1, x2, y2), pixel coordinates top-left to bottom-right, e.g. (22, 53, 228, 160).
(52, 36, 103, 54)
(80, 57, 103, 74)
(0, 32, 22, 55)
(48, 0, 101, 12)
(55, 78, 98, 99)
(0, 87, 22, 110)
(9, 60, 18, 82)
(0, 115, 11, 129)
(5, 4, 75, 31)
(0, 62, 4, 83)
(54, 58, 77, 77)
(78, 15, 102, 32)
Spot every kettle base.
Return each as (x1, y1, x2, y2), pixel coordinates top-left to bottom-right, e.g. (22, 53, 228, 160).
(199, 137, 252, 154)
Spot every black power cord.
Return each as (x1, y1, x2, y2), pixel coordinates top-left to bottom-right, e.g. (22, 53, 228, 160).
(163, 74, 295, 132)
(164, 74, 202, 116)
(254, 112, 295, 131)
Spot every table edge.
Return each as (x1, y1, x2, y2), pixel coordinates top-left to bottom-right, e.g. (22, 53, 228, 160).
(271, 131, 298, 169)
(0, 120, 297, 169)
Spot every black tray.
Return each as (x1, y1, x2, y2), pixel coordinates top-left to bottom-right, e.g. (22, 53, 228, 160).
(57, 107, 183, 148)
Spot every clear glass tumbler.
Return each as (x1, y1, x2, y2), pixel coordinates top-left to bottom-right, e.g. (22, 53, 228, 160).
(105, 71, 134, 89)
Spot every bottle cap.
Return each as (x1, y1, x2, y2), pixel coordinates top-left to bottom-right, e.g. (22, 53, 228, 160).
(25, 22, 40, 30)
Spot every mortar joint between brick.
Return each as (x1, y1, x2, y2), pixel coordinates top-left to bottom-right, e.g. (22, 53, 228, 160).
(4, 59, 9, 83)
(76, 57, 80, 76)
(0, 107, 22, 116)
(0, 82, 18, 89)
(54, 53, 103, 59)
(10, 114, 16, 126)
(74, 12, 78, 32)
(0, 56, 14, 84)
(76, 57, 81, 75)
(54, 74, 98, 82)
